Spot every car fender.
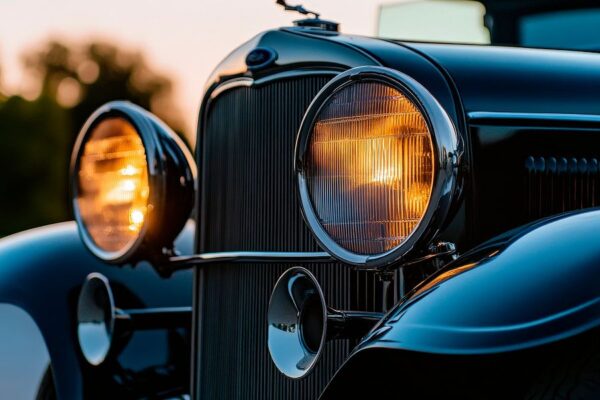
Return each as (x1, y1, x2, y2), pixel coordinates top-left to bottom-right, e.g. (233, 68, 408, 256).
(322, 209, 600, 397)
(0, 303, 50, 399)
(0, 221, 193, 399)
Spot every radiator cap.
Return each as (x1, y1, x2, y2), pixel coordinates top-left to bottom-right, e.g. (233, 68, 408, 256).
(293, 18, 339, 32)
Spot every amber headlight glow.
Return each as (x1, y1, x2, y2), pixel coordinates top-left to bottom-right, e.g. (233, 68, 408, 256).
(77, 117, 149, 254)
(71, 101, 196, 264)
(296, 67, 461, 268)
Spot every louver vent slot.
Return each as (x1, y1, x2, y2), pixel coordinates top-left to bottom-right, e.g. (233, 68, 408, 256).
(525, 156, 600, 220)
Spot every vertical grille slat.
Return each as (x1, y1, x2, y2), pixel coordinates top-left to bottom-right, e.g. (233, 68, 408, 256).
(198, 75, 390, 399)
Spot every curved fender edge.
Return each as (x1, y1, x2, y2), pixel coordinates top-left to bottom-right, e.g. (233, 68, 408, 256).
(0, 221, 193, 400)
(322, 209, 600, 398)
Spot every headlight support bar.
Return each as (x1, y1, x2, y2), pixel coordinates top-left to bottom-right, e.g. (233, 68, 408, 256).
(161, 251, 335, 275)
(156, 243, 457, 277)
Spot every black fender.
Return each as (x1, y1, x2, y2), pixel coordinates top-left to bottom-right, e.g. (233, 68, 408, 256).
(0, 221, 193, 399)
(322, 209, 600, 398)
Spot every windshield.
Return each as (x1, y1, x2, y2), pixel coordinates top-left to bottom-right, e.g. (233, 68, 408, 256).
(378, 1, 490, 44)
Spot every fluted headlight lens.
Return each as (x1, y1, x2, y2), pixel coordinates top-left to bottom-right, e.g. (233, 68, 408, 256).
(72, 101, 196, 266)
(305, 82, 434, 255)
(77, 117, 149, 254)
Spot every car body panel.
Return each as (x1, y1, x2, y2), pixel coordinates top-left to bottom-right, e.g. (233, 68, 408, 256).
(0, 304, 49, 400)
(8, 18, 600, 399)
(352, 209, 600, 358)
(405, 42, 600, 115)
(0, 222, 193, 399)
(194, 27, 600, 399)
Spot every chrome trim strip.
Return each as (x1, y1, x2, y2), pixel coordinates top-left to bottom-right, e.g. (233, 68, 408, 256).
(209, 69, 339, 99)
(168, 251, 334, 272)
(209, 78, 253, 99)
(253, 69, 339, 86)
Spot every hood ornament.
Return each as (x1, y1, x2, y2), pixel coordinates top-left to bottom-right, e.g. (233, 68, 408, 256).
(276, 0, 320, 18)
(276, 0, 339, 32)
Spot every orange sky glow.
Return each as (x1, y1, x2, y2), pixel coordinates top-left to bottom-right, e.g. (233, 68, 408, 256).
(0, 0, 397, 140)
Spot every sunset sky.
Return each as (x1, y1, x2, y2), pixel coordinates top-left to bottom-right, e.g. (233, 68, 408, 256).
(0, 0, 395, 134)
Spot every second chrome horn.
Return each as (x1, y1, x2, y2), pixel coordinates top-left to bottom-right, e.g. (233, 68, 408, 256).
(267, 267, 383, 378)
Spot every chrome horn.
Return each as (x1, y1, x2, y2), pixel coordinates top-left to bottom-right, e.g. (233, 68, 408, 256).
(267, 267, 383, 378)
(77, 273, 191, 366)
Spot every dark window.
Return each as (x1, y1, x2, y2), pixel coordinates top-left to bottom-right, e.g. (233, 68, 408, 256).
(521, 9, 600, 51)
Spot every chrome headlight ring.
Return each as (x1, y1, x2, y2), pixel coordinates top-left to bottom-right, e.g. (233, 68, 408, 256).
(295, 66, 462, 269)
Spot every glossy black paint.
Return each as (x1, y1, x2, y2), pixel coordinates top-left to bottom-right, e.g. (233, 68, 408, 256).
(322, 209, 600, 396)
(320, 327, 600, 399)
(469, 112, 600, 241)
(195, 28, 470, 258)
(6, 18, 600, 399)
(408, 42, 600, 116)
(193, 25, 600, 398)
(192, 31, 467, 398)
(324, 209, 600, 398)
(245, 47, 278, 71)
(0, 221, 194, 399)
(194, 30, 600, 273)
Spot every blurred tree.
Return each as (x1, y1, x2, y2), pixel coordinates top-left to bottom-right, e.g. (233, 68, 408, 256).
(0, 95, 70, 236)
(23, 40, 186, 136)
(0, 64, 6, 101)
(0, 40, 186, 237)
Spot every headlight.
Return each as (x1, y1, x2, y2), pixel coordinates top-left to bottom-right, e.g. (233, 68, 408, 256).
(295, 66, 461, 268)
(71, 101, 196, 264)
(77, 117, 149, 255)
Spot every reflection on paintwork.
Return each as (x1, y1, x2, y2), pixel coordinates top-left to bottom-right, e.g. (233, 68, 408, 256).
(412, 262, 479, 298)
(77, 273, 115, 366)
(78, 322, 111, 366)
(356, 209, 600, 356)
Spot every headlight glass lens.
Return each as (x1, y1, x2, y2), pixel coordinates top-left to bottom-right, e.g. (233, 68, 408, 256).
(305, 81, 434, 255)
(77, 117, 149, 254)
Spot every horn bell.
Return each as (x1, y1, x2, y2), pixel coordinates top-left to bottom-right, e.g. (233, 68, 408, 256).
(77, 273, 117, 366)
(267, 267, 327, 379)
(77, 272, 191, 366)
(268, 267, 385, 379)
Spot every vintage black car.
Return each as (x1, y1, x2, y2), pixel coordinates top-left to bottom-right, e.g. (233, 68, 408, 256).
(3, 0, 600, 399)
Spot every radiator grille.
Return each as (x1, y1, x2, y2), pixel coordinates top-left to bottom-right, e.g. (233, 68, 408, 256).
(197, 75, 392, 399)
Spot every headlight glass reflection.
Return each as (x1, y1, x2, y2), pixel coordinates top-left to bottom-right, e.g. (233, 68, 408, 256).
(77, 117, 149, 254)
(305, 82, 434, 255)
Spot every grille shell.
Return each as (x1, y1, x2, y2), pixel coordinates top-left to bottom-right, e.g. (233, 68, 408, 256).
(196, 75, 392, 399)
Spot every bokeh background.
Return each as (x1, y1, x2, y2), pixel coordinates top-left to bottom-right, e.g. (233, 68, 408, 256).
(0, 0, 491, 237)
(0, 0, 377, 237)
(2, 1, 597, 398)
